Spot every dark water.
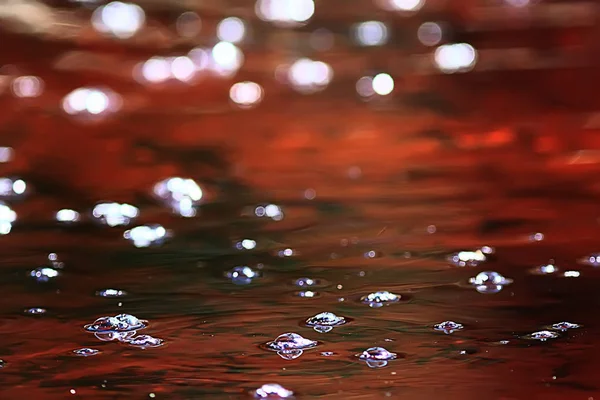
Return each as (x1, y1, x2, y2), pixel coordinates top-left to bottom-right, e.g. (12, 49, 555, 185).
(1, 167, 600, 400)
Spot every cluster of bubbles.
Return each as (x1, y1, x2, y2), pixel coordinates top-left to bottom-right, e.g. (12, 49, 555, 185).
(30, 253, 63, 283)
(153, 177, 203, 218)
(83, 313, 163, 349)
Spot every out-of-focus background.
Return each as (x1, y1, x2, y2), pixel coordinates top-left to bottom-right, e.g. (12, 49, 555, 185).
(2, 1, 600, 399)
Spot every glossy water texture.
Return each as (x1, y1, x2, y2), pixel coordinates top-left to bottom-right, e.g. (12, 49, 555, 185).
(5, 3, 600, 398)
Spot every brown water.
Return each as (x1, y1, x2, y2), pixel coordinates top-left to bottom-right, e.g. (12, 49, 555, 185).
(5, 0, 600, 398)
(1, 155, 600, 400)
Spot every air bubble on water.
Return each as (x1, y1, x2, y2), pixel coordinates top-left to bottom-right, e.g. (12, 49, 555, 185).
(360, 291, 401, 307)
(84, 313, 147, 333)
(235, 239, 257, 250)
(499, 340, 510, 345)
(469, 271, 511, 286)
(321, 351, 334, 356)
(30, 267, 60, 282)
(124, 224, 168, 248)
(305, 312, 347, 332)
(448, 249, 486, 267)
(294, 277, 317, 287)
(255, 204, 284, 221)
(529, 232, 544, 242)
(0, 177, 27, 198)
(562, 270, 580, 278)
(253, 383, 294, 399)
(364, 250, 378, 258)
(295, 290, 318, 298)
(24, 307, 46, 315)
(225, 266, 260, 285)
(153, 177, 203, 217)
(357, 347, 397, 368)
(73, 348, 100, 357)
(56, 209, 80, 223)
(529, 263, 558, 275)
(278, 248, 295, 257)
(265, 333, 318, 359)
(96, 289, 127, 297)
(0, 360, 5, 368)
(549, 322, 581, 331)
(578, 254, 600, 267)
(93, 202, 139, 227)
(524, 330, 559, 341)
(434, 321, 464, 334)
(468, 271, 513, 294)
(124, 334, 164, 349)
(0, 201, 16, 235)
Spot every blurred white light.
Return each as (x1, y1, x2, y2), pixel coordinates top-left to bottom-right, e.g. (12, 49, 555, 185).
(417, 22, 442, 46)
(93, 202, 139, 227)
(86, 90, 109, 115)
(188, 48, 210, 70)
(434, 43, 477, 74)
(12, 76, 43, 98)
(0, 177, 26, 197)
(389, 0, 424, 11)
(288, 58, 333, 93)
(176, 11, 201, 38)
(124, 224, 167, 248)
(0, 202, 16, 234)
(56, 209, 80, 223)
(211, 41, 244, 74)
(92, 1, 145, 39)
(0, 147, 13, 163)
(372, 73, 394, 96)
(141, 57, 171, 83)
(153, 177, 203, 217)
(563, 270, 580, 278)
(230, 81, 263, 108)
(12, 179, 25, 195)
(63, 87, 119, 116)
(171, 56, 196, 82)
(354, 21, 388, 46)
(217, 17, 246, 43)
(241, 239, 257, 250)
(505, 0, 530, 7)
(356, 76, 374, 98)
(256, 0, 315, 25)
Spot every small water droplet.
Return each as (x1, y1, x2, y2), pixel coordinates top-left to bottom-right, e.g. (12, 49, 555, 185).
(448, 250, 486, 267)
(360, 291, 401, 307)
(266, 332, 318, 351)
(24, 307, 46, 315)
(529, 232, 544, 242)
(253, 383, 294, 399)
(225, 266, 260, 285)
(30, 267, 60, 282)
(579, 254, 600, 267)
(321, 351, 334, 357)
(433, 321, 464, 334)
(96, 289, 127, 298)
(295, 290, 319, 298)
(550, 322, 581, 331)
(73, 348, 100, 357)
(468, 271, 513, 294)
(294, 277, 318, 287)
(357, 347, 397, 368)
(524, 330, 560, 341)
(125, 335, 164, 349)
(305, 312, 347, 333)
(529, 263, 558, 275)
